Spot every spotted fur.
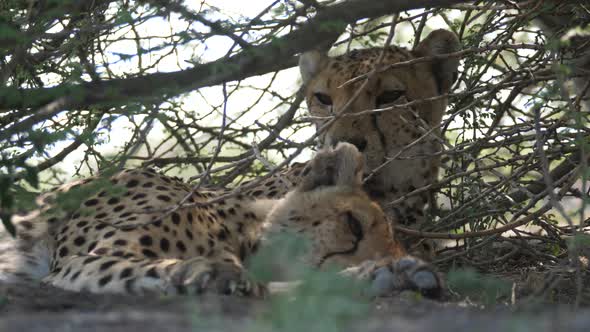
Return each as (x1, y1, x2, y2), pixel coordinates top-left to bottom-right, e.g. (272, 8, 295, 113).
(0, 144, 441, 297)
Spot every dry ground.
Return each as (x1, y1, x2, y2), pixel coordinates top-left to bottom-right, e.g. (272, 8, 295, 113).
(1, 278, 590, 332)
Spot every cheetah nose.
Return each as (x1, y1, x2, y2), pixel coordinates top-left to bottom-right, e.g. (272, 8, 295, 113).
(333, 138, 367, 152)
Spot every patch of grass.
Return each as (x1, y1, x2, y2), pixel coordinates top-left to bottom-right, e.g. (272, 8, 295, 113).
(447, 268, 512, 305)
(247, 232, 312, 283)
(567, 233, 590, 252)
(256, 270, 369, 332)
(248, 232, 370, 332)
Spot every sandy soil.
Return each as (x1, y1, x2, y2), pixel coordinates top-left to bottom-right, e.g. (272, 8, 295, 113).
(1, 281, 590, 332)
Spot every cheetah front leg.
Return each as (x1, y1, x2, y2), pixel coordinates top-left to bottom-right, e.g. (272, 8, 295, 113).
(44, 253, 267, 296)
(265, 257, 443, 299)
(341, 256, 443, 299)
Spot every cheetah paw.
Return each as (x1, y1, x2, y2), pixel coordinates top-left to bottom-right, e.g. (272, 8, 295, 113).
(342, 256, 443, 299)
(169, 258, 268, 297)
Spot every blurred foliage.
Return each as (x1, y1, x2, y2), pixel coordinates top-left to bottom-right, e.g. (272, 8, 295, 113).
(447, 267, 512, 305)
(258, 270, 369, 332)
(248, 232, 313, 283)
(567, 233, 590, 252)
(249, 232, 370, 332)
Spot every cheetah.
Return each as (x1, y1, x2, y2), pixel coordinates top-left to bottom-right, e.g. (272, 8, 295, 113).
(0, 143, 441, 297)
(299, 29, 461, 243)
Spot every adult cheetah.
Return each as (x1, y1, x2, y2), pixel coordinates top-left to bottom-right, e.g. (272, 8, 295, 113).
(299, 29, 461, 234)
(0, 143, 441, 297)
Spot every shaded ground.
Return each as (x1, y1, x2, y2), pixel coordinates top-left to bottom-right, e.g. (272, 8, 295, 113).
(2, 280, 590, 332)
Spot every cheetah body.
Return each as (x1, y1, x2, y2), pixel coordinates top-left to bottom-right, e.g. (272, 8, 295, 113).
(1, 144, 438, 296)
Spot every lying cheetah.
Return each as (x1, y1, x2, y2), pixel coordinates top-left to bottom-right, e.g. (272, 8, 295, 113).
(0, 143, 441, 297)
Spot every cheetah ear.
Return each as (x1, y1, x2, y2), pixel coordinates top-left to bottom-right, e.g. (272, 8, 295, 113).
(299, 143, 364, 191)
(414, 29, 461, 94)
(333, 142, 364, 187)
(299, 50, 329, 84)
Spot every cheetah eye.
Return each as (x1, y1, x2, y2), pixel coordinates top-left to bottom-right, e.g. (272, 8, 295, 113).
(314, 93, 333, 106)
(376, 90, 404, 106)
(345, 212, 364, 240)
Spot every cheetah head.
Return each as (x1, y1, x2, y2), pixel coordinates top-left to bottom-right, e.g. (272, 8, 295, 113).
(299, 29, 460, 200)
(266, 143, 405, 268)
